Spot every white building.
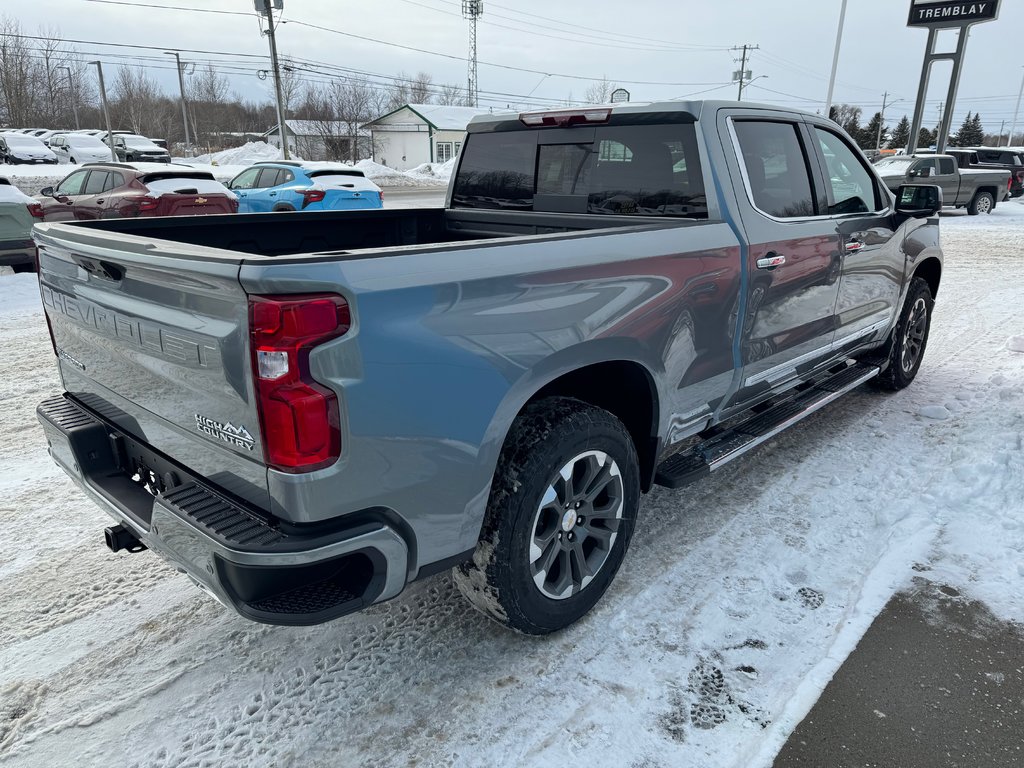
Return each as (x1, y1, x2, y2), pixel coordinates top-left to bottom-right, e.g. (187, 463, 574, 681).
(362, 104, 491, 171)
(263, 120, 370, 162)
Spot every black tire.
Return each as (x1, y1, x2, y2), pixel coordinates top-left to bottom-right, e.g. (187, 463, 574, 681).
(69, 156, 77, 164)
(454, 397, 640, 634)
(967, 191, 994, 216)
(871, 277, 933, 391)
(272, 204, 295, 212)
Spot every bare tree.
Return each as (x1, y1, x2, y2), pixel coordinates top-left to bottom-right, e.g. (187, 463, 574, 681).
(583, 76, 617, 104)
(437, 82, 470, 106)
(111, 65, 163, 133)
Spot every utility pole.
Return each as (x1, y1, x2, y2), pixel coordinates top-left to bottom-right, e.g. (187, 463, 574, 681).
(732, 44, 758, 101)
(876, 91, 888, 151)
(1009, 67, 1024, 147)
(165, 52, 192, 156)
(57, 65, 79, 130)
(258, 0, 290, 159)
(90, 61, 117, 162)
(462, 0, 483, 107)
(824, 0, 849, 119)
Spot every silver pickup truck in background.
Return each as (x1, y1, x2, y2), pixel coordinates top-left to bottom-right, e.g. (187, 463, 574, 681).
(874, 152, 1010, 215)
(34, 101, 944, 634)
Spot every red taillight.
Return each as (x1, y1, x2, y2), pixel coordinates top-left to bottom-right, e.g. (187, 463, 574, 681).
(27, 203, 44, 219)
(519, 107, 612, 127)
(249, 294, 351, 473)
(126, 195, 159, 214)
(302, 189, 326, 208)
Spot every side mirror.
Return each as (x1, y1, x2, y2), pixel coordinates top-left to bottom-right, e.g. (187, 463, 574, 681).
(40, 186, 54, 197)
(895, 184, 942, 218)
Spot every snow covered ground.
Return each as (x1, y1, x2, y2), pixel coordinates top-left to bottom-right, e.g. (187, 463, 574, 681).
(0, 143, 453, 197)
(0, 202, 1022, 767)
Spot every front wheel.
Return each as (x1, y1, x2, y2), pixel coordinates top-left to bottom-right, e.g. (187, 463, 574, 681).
(871, 277, 933, 391)
(455, 397, 640, 634)
(968, 191, 994, 216)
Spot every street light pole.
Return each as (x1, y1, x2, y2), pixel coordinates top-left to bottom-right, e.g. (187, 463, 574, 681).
(824, 0, 849, 119)
(876, 92, 902, 151)
(165, 51, 192, 156)
(57, 66, 80, 130)
(1009, 67, 1024, 147)
(258, 0, 290, 160)
(90, 61, 117, 162)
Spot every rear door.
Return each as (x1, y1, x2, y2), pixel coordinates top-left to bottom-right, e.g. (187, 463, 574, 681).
(75, 170, 110, 219)
(723, 113, 842, 406)
(933, 157, 961, 204)
(247, 169, 282, 213)
(34, 224, 270, 509)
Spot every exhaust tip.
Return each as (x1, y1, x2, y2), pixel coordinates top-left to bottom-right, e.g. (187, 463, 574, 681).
(104, 524, 147, 554)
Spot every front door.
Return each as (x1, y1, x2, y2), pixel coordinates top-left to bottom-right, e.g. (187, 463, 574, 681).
(725, 115, 842, 408)
(809, 124, 903, 349)
(39, 170, 89, 221)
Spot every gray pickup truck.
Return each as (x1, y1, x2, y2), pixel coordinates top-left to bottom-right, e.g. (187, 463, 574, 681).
(874, 152, 1009, 215)
(34, 101, 944, 634)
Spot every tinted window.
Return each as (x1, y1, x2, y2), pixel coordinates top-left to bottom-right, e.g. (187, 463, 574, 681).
(452, 124, 706, 218)
(256, 168, 282, 188)
(57, 170, 89, 195)
(814, 127, 882, 214)
(105, 172, 125, 192)
(452, 131, 536, 210)
(937, 157, 955, 175)
(231, 168, 261, 190)
(910, 158, 937, 177)
(278, 169, 294, 184)
(84, 171, 108, 195)
(733, 121, 816, 218)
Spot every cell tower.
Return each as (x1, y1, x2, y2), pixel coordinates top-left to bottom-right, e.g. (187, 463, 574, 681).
(462, 0, 482, 107)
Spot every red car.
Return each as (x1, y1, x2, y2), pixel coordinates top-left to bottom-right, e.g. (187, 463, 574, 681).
(35, 162, 238, 221)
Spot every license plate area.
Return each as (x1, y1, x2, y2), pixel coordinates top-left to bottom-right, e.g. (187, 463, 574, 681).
(110, 432, 187, 502)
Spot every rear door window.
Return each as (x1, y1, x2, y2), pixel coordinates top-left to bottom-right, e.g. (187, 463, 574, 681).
(104, 172, 125, 192)
(84, 171, 109, 195)
(256, 168, 282, 188)
(733, 120, 817, 218)
(937, 157, 955, 175)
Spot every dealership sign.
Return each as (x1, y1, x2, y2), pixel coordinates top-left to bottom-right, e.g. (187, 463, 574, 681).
(907, 0, 999, 27)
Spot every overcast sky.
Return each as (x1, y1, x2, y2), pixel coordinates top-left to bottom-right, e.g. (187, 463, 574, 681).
(12, 0, 1024, 133)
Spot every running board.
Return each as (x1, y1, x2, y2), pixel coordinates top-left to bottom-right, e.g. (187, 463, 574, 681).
(654, 361, 880, 489)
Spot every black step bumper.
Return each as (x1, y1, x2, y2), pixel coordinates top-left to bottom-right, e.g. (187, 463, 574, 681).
(37, 395, 409, 625)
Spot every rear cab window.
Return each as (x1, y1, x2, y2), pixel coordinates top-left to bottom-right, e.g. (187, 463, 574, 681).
(452, 122, 707, 218)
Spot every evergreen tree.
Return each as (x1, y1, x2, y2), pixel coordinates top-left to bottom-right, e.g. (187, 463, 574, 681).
(888, 115, 911, 150)
(862, 111, 887, 150)
(918, 126, 936, 149)
(967, 112, 985, 145)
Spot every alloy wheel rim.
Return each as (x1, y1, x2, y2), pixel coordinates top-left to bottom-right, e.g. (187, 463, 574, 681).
(977, 196, 992, 214)
(901, 297, 928, 372)
(529, 450, 624, 600)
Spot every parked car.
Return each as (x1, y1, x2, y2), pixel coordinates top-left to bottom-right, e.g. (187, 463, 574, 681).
(48, 133, 114, 164)
(34, 100, 944, 634)
(227, 161, 383, 212)
(105, 133, 171, 163)
(874, 153, 1009, 214)
(0, 177, 40, 272)
(34, 162, 237, 221)
(0, 132, 58, 165)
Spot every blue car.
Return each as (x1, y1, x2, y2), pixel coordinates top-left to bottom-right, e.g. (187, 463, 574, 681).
(227, 161, 383, 213)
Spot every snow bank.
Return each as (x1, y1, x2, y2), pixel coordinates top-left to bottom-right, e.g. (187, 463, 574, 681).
(183, 141, 289, 167)
(356, 159, 448, 187)
(405, 157, 457, 184)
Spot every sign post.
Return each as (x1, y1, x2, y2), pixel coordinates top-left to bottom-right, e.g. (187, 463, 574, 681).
(906, 0, 1000, 154)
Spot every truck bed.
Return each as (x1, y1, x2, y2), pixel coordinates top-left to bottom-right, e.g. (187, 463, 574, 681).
(74, 207, 689, 259)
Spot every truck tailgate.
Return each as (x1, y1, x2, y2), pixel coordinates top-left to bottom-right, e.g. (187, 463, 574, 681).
(34, 223, 270, 510)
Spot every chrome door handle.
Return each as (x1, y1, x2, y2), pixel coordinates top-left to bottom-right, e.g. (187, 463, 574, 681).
(756, 254, 786, 269)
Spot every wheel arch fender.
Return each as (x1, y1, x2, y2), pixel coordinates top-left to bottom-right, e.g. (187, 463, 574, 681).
(461, 338, 664, 545)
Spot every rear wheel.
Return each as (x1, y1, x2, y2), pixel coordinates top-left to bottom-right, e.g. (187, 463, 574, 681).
(69, 156, 77, 164)
(272, 204, 295, 212)
(454, 397, 640, 634)
(871, 277, 933, 391)
(968, 191, 994, 215)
